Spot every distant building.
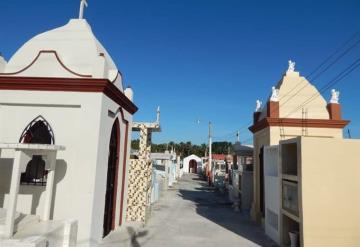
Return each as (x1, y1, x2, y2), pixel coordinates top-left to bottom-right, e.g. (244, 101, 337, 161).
(227, 142, 254, 211)
(183, 154, 202, 174)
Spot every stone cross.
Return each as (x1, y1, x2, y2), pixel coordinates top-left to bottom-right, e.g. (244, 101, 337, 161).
(79, 0, 88, 19)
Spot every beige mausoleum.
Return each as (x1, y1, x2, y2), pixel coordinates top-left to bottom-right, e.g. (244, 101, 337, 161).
(249, 61, 349, 224)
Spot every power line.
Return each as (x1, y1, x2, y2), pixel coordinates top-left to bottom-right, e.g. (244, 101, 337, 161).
(212, 130, 238, 140)
(281, 57, 360, 119)
(242, 136, 253, 144)
(225, 32, 360, 138)
(280, 32, 360, 100)
(277, 34, 360, 113)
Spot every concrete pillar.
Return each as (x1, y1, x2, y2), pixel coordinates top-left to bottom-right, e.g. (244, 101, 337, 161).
(5, 150, 31, 238)
(327, 103, 342, 120)
(253, 112, 261, 123)
(145, 131, 152, 204)
(267, 101, 279, 118)
(43, 152, 57, 221)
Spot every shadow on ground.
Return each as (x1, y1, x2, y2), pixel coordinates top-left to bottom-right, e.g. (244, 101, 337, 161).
(191, 176, 207, 181)
(178, 175, 278, 247)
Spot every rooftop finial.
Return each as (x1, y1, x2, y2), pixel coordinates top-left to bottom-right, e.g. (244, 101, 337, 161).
(156, 106, 161, 123)
(330, 89, 340, 104)
(79, 0, 88, 19)
(287, 60, 295, 72)
(270, 86, 280, 102)
(255, 99, 262, 112)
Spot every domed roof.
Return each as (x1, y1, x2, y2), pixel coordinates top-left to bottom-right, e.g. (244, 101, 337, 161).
(2, 19, 123, 90)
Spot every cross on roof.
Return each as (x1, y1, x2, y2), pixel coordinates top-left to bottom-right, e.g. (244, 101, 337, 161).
(79, 0, 88, 19)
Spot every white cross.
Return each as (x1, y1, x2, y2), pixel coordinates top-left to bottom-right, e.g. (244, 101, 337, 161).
(79, 0, 88, 19)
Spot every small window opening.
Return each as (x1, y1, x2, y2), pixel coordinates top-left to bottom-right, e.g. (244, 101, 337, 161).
(19, 117, 55, 186)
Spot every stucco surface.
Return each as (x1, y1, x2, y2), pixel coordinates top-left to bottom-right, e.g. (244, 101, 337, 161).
(0, 89, 133, 246)
(300, 137, 360, 247)
(2, 19, 122, 88)
(251, 68, 345, 223)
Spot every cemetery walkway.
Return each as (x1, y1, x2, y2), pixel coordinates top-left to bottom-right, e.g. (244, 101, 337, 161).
(135, 173, 278, 247)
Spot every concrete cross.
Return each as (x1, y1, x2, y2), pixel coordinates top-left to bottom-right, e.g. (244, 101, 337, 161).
(79, 0, 88, 19)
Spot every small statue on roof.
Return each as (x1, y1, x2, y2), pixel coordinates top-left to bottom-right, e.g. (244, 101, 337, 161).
(287, 60, 295, 72)
(255, 99, 262, 112)
(270, 86, 280, 102)
(330, 89, 340, 104)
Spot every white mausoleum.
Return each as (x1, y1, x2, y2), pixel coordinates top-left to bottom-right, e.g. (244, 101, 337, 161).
(0, 12, 137, 247)
(183, 155, 202, 174)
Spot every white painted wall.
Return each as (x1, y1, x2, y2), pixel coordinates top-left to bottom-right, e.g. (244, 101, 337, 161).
(240, 171, 253, 210)
(264, 145, 280, 245)
(0, 56, 6, 73)
(0, 89, 133, 247)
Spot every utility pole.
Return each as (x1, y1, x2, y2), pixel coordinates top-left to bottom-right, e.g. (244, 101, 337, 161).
(348, 129, 352, 139)
(208, 121, 212, 186)
(236, 130, 240, 142)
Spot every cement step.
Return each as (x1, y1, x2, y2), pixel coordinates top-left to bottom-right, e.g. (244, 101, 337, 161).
(0, 208, 40, 236)
(14, 214, 40, 233)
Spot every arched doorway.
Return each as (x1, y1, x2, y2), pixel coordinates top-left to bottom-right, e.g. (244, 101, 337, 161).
(189, 159, 197, 173)
(103, 120, 120, 237)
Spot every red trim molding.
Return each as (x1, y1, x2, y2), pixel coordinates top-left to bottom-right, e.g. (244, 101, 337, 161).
(0, 50, 92, 78)
(119, 118, 129, 226)
(0, 76, 138, 114)
(249, 117, 350, 133)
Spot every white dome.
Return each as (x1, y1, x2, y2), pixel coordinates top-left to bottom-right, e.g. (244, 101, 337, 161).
(3, 19, 123, 90)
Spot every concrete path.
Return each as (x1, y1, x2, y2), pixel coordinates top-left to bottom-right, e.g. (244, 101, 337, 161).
(134, 173, 278, 247)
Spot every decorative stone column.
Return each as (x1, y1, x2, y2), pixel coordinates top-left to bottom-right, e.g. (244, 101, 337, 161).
(126, 120, 160, 223)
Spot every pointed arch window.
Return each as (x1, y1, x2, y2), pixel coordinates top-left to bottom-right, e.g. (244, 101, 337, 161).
(19, 116, 55, 186)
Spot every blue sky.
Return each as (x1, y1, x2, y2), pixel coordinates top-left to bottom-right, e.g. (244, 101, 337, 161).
(1, 0, 360, 144)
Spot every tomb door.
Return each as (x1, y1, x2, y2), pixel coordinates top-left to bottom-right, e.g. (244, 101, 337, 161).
(103, 120, 120, 237)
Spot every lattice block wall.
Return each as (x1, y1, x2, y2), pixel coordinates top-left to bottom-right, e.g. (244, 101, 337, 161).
(126, 123, 154, 222)
(126, 159, 153, 222)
